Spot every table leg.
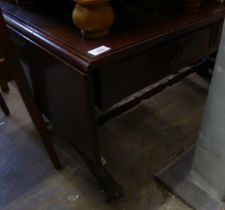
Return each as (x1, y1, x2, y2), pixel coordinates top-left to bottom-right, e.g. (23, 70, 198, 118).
(57, 75, 124, 201)
(0, 11, 62, 170)
(75, 76, 124, 202)
(0, 92, 9, 116)
(21, 40, 124, 200)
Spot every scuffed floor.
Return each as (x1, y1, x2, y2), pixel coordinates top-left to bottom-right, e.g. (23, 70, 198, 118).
(0, 74, 209, 210)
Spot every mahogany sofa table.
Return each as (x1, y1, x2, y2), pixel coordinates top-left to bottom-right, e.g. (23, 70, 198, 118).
(1, 0, 225, 201)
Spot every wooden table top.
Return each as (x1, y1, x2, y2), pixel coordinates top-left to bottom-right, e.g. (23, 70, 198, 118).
(1, 0, 225, 72)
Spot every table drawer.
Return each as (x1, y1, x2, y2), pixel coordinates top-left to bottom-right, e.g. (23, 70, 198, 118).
(94, 22, 222, 110)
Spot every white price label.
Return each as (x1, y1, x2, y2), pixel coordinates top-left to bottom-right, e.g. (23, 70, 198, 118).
(88, 46, 111, 56)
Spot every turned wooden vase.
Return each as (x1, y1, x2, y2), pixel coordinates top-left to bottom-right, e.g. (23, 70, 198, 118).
(72, 0, 115, 38)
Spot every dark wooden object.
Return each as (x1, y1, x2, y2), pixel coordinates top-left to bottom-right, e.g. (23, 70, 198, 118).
(0, 38, 11, 115)
(0, 92, 9, 115)
(0, 59, 11, 93)
(0, 8, 61, 169)
(97, 58, 210, 125)
(0, 27, 12, 116)
(0, 60, 10, 93)
(1, 0, 225, 201)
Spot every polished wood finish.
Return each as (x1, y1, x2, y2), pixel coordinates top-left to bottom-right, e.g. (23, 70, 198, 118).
(95, 21, 222, 109)
(1, 0, 224, 71)
(1, 0, 225, 201)
(0, 7, 62, 169)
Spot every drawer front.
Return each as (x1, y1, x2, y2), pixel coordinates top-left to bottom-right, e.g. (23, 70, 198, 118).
(94, 22, 222, 110)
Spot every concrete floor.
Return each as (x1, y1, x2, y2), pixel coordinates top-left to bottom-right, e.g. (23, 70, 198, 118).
(0, 74, 210, 210)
